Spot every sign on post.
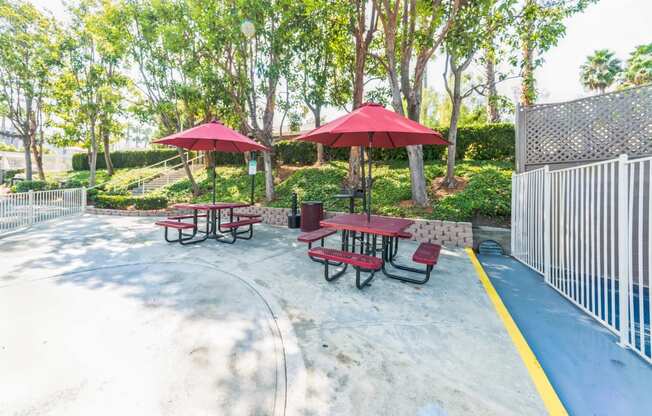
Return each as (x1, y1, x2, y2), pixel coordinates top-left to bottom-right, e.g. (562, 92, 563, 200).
(248, 160, 257, 175)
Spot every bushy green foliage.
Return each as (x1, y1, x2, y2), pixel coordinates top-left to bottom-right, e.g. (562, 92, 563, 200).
(94, 194, 132, 209)
(11, 180, 58, 193)
(59, 160, 513, 223)
(134, 195, 168, 210)
(1, 169, 23, 183)
(0, 143, 19, 152)
(47, 170, 110, 188)
(93, 193, 168, 210)
(435, 166, 512, 222)
(47, 168, 164, 192)
(272, 124, 514, 164)
(161, 167, 267, 204)
(269, 164, 349, 211)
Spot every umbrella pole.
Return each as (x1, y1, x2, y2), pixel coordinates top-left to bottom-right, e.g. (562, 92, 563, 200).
(212, 150, 216, 205)
(360, 145, 366, 216)
(367, 145, 372, 223)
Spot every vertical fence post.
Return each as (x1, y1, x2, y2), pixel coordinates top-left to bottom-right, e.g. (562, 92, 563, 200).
(617, 154, 630, 347)
(81, 186, 87, 213)
(28, 190, 34, 225)
(543, 165, 551, 283)
(511, 172, 516, 255)
(515, 103, 522, 173)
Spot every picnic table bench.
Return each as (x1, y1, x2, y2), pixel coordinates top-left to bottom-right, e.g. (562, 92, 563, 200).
(218, 217, 262, 243)
(302, 213, 442, 290)
(155, 220, 199, 245)
(155, 202, 261, 245)
(308, 247, 382, 289)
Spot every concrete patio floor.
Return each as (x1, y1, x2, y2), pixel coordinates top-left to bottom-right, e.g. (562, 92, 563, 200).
(0, 215, 546, 415)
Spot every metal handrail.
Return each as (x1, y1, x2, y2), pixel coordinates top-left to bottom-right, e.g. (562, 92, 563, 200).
(88, 152, 203, 191)
(133, 154, 204, 193)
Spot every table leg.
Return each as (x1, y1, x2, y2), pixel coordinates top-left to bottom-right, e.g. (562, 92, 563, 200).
(380, 236, 432, 284)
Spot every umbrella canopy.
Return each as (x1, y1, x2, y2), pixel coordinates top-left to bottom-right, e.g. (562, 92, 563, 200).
(295, 102, 448, 147)
(153, 119, 268, 204)
(295, 103, 448, 222)
(154, 120, 268, 153)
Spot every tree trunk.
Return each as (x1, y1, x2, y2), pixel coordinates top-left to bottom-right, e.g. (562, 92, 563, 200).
(348, 67, 364, 188)
(178, 148, 199, 196)
(31, 129, 45, 181)
(102, 127, 114, 176)
(405, 84, 429, 207)
(446, 69, 463, 188)
(348, 2, 372, 189)
(88, 120, 98, 187)
(313, 106, 324, 166)
(520, 0, 535, 106)
(485, 49, 500, 122)
(263, 148, 274, 202)
(22, 134, 32, 181)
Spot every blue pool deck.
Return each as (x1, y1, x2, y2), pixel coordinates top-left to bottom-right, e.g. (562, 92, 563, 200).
(478, 254, 652, 416)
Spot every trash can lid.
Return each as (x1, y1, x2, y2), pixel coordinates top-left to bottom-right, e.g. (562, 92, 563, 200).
(302, 201, 323, 205)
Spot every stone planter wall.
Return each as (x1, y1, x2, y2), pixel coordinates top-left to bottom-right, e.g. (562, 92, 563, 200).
(86, 205, 473, 248)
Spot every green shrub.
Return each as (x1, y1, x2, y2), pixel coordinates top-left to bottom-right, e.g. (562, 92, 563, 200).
(94, 194, 132, 209)
(72, 149, 249, 171)
(0, 143, 19, 152)
(93, 193, 168, 210)
(435, 166, 512, 222)
(11, 180, 58, 193)
(1, 169, 23, 184)
(134, 195, 168, 210)
(269, 165, 349, 211)
(271, 123, 514, 164)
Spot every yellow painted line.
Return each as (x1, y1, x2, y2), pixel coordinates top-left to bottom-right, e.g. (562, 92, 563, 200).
(465, 248, 567, 416)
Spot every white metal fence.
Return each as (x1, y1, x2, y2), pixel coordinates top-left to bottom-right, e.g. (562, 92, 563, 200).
(512, 154, 652, 364)
(0, 188, 86, 236)
(511, 167, 547, 273)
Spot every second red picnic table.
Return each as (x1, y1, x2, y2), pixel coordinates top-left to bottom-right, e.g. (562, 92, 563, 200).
(320, 213, 426, 283)
(173, 202, 250, 242)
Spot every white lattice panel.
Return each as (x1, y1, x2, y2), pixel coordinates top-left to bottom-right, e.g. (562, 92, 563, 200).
(521, 85, 652, 169)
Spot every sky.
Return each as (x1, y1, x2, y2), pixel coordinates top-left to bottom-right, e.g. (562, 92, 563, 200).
(32, 0, 652, 109)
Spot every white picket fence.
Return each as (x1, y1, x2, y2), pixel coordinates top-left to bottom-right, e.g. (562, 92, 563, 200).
(512, 154, 652, 364)
(0, 188, 86, 236)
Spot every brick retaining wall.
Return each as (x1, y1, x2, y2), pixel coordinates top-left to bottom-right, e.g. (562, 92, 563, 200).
(86, 205, 473, 248)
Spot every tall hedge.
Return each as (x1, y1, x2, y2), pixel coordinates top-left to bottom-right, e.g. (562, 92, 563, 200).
(72, 123, 514, 170)
(72, 149, 244, 171)
(274, 123, 515, 164)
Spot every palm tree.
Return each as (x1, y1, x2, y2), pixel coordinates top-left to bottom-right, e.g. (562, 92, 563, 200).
(580, 49, 622, 94)
(620, 43, 652, 88)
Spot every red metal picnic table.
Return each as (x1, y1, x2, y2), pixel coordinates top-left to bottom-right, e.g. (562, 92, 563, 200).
(320, 213, 432, 284)
(173, 202, 250, 241)
(320, 213, 413, 238)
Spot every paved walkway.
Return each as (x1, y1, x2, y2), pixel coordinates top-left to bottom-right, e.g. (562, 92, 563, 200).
(480, 254, 652, 416)
(0, 215, 546, 415)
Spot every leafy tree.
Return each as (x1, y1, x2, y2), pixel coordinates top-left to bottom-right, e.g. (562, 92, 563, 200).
(124, 0, 201, 195)
(0, 0, 58, 180)
(52, 0, 131, 185)
(293, 0, 351, 165)
(339, 0, 379, 190)
(374, 0, 464, 206)
(517, 0, 596, 105)
(442, 0, 512, 188)
(230, 0, 308, 201)
(620, 43, 652, 88)
(580, 49, 621, 94)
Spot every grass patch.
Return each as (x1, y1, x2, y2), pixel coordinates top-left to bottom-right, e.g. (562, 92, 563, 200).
(60, 160, 513, 224)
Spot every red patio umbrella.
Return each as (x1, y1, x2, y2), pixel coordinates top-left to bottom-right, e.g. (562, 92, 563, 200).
(295, 102, 448, 221)
(153, 119, 268, 204)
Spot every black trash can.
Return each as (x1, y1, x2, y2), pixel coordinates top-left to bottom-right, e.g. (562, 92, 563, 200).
(301, 201, 323, 232)
(287, 193, 301, 229)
